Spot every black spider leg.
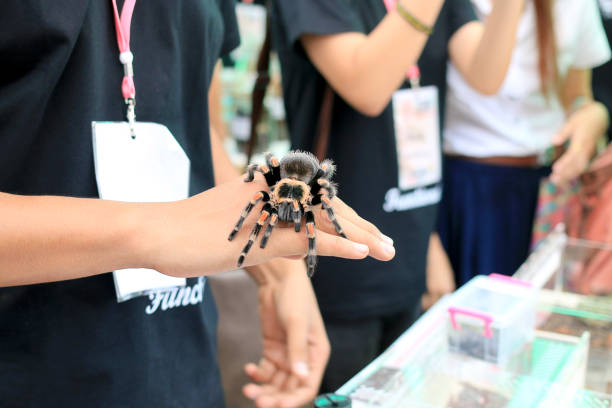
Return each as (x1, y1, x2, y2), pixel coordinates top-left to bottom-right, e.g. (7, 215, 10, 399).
(291, 200, 302, 232)
(228, 191, 270, 241)
(265, 152, 282, 185)
(308, 168, 326, 197)
(244, 153, 281, 187)
(260, 207, 278, 249)
(304, 206, 317, 277)
(320, 196, 346, 238)
(314, 178, 346, 239)
(237, 203, 272, 268)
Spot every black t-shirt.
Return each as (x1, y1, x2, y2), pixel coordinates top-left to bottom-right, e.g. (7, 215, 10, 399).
(593, 5, 612, 141)
(0, 1, 238, 406)
(271, 0, 476, 319)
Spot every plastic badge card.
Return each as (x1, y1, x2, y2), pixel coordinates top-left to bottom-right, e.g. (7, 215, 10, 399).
(392, 86, 441, 191)
(92, 121, 189, 302)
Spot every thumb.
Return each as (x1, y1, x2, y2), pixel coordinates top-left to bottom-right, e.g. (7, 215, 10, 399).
(552, 121, 573, 146)
(285, 314, 310, 380)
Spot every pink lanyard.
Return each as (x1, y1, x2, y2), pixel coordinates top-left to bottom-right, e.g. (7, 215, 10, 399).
(383, 0, 421, 87)
(111, 0, 137, 137)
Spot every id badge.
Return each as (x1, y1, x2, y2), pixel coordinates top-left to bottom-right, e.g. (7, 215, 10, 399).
(392, 86, 441, 191)
(92, 121, 189, 302)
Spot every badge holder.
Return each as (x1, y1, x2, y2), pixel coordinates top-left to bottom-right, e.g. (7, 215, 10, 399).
(391, 66, 442, 193)
(93, 0, 189, 302)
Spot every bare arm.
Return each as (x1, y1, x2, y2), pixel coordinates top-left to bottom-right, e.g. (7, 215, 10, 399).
(301, 0, 444, 116)
(209, 61, 229, 144)
(0, 193, 146, 286)
(0, 177, 388, 288)
(448, 1, 525, 95)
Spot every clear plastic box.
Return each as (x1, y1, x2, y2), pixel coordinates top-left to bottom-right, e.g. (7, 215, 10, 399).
(336, 295, 590, 408)
(515, 231, 612, 395)
(446, 274, 538, 365)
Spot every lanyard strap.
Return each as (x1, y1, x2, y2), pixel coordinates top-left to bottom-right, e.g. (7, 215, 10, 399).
(383, 0, 421, 87)
(111, 0, 137, 137)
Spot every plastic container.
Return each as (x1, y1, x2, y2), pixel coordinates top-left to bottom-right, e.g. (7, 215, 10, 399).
(447, 274, 537, 365)
(314, 394, 352, 407)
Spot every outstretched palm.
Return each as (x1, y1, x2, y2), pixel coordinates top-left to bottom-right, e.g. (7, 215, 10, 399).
(243, 271, 330, 408)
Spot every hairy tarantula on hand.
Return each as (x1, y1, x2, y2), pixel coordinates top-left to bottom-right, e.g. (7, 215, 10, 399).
(228, 151, 346, 276)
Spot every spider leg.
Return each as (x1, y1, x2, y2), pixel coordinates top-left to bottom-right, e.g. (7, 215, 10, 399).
(321, 194, 347, 239)
(291, 200, 302, 232)
(228, 191, 270, 241)
(237, 203, 272, 268)
(316, 178, 337, 199)
(245, 164, 277, 187)
(308, 169, 326, 195)
(265, 153, 282, 186)
(260, 208, 278, 249)
(304, 207, 317, 277)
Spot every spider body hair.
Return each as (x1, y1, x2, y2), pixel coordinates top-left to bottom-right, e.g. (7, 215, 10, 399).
(229, 150, 346, 276)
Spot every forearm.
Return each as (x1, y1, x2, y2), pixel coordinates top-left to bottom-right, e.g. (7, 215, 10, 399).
(303, 0, 444, 116)
(452, 1, 524, 95)
(0, 193, 147, 287)
(467, 2, 523, 93)
(210, 125, 240, 185)
(245, 257, 307, 287)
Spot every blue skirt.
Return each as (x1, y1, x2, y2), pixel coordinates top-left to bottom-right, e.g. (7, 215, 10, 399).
(437, 157, 550, 286)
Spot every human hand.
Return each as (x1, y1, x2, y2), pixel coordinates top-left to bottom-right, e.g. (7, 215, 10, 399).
(140, 174, 394, 277)
(550, 102, 608, 185)
(243, 262, 330, 408)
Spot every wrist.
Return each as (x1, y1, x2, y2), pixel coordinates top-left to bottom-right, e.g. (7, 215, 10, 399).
(398, 0, 442, 29)
(247, 258, 307, 287)
(124, 201, 174, 271)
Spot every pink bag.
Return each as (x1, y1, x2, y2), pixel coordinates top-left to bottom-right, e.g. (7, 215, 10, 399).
(565, 145, 612, 295)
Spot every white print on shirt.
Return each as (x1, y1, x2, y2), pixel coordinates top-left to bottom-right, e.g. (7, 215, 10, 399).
(382, 185, 442, 213)
(145, 277, 205, 315)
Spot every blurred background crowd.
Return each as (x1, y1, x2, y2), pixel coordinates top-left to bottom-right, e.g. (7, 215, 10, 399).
(210, 0, 612, 406)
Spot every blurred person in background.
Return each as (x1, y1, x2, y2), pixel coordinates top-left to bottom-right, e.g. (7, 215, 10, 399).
(0, 2, 395, 408)
(271, 0, 526, 392)
(439, 0, 611, 287)
(594, 0, 612, 142)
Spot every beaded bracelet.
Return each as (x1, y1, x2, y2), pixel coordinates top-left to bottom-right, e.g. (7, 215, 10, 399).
(396, 2, 433, 35)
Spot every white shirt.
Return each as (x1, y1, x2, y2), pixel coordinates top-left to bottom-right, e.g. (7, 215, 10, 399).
(443, 0, 611, 158)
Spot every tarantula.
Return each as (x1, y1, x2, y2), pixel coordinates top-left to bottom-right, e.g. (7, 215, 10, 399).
(228, 151, 346, 277)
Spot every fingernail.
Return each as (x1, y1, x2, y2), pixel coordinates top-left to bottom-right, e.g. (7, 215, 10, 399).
(293, 362, 309, 377)
(353, 242, 369, 255)
(381, 242, 395, 257)
(381, 234, 394, 245)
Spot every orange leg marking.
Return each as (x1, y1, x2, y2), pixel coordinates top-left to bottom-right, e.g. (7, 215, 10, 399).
(258, 212, 270, 224)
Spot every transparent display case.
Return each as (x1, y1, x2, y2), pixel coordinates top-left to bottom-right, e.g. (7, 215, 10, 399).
(515, 231, 612, 396)
(339, 229, 612, 407)
(446, 275, 537, 365)
(337, 296, 591, 408)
